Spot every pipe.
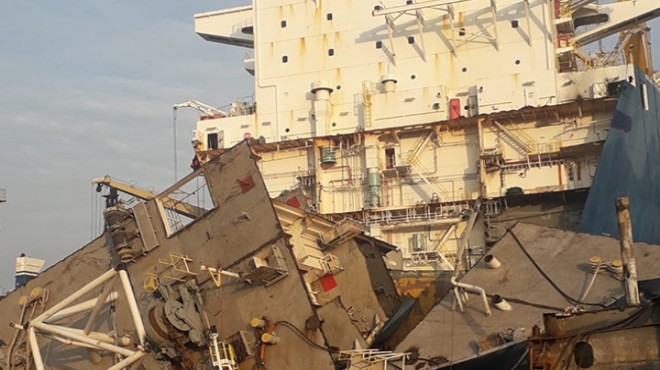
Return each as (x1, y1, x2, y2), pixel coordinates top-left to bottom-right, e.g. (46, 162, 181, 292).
(261, 332, 280, 344)
(44, 292, 119, 324)
(33, 268, 119, 324)
(251, 318, 266, 328)
(615, 197, 640, 306)
(492, 295, 512, 311)
(84, 276, 119, 334)
(106, 350, 147, 370)
(380, 218, 462, 230)
(450, 200, 491, 316)
(451, 275, 492, 316)
(28, 328, 45, 370)
(578, 260, 601, 304)
(484, 255, 502, 269)
(118, 269, 147, 348)
(43, 333, 106, 350)
(50, 326, 131, 346)
(31, 321, 136, 357)
(453, 287, 465, 312)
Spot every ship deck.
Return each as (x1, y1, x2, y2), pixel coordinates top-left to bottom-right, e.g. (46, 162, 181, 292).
(395, 222, 660, 365)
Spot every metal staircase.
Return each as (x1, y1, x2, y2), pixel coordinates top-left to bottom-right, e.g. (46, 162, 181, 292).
(492, 121, 537, 155)
(403, 131, 450, 200)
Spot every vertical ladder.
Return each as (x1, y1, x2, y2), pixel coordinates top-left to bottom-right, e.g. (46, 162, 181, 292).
(209, 330, 239, 370)
(362, 82, 374, 128)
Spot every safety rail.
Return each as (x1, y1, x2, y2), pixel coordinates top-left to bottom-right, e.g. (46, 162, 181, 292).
(338, 349, 408, 370)
(209, 331, 239, 370)
(364, 202, 470, 226)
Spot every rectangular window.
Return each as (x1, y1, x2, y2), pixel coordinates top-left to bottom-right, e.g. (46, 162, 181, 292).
(207, 133, 219, 150)
(385, 148, 396, 169)
(157, 171, 216, 237)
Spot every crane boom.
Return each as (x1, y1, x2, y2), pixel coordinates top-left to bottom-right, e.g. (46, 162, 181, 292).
(92, 176, 206, 219)
(172, 100, 227, 118)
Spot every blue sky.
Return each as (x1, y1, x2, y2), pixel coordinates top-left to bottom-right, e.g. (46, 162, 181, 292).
(0, 1, 658, 288)
(0, 1, 252, 288)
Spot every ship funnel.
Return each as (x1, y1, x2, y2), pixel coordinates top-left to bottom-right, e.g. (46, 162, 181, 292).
(15, 254, 45, 288)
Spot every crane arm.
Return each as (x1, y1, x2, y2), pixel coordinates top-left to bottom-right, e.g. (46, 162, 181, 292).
(172, 100, 227, 117)
(92, 176, 207, 219)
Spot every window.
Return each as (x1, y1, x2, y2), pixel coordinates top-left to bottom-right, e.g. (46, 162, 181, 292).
(328, 48, 334, 56)
(326, 13, 333, 20)
(281, 20, 287, 28)
(282, 55, 288, 63)
(385, 148, 396, 169)
(376, 41, 383, 49)
(207, 133, 219, 150)
(408, 36, 415, 44)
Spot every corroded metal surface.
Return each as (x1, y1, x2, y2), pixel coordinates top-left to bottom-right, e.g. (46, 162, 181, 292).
(0, 143, 402, 370)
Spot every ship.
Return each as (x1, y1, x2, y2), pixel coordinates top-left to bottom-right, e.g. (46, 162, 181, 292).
(1, 0, 660, 369)
(185, 0, 660, 275)
(0, 143, 409, 370)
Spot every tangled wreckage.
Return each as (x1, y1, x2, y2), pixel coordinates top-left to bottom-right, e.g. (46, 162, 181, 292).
(4, 143, 660, 370)
(0, 143, 407, 370)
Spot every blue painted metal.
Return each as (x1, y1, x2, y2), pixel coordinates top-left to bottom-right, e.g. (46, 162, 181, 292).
(578, 69, 660, 244)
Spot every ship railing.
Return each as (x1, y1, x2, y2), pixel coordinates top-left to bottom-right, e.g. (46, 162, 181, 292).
(364, 202, 470, 226)
(529, 139, 563, 156)
(215, 94, 255, 117)
(405, 251, 455, 271)
(338, 349, 408, 370)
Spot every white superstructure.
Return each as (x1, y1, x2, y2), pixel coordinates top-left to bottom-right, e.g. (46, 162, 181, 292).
(187, 0, 660, 270)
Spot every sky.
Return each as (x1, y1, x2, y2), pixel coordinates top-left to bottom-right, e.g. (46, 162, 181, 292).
(0, 1, 252, 289)
(0, 2, 658, 290)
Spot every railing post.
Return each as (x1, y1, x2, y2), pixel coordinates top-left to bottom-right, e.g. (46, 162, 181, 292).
(615, 197, 640, 306)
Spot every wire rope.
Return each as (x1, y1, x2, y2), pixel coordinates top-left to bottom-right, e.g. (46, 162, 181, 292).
(507, 228, 606, 308)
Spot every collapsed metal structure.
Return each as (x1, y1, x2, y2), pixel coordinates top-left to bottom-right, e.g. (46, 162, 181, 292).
(0, 143, 406, 370)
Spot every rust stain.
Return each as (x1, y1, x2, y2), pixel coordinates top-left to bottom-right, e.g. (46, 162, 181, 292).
(322, 33, 329, 50)
(392, 272, 449, 298)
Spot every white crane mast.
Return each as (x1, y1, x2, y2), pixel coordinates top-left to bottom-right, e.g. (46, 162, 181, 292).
(172, 100, 226, 118)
